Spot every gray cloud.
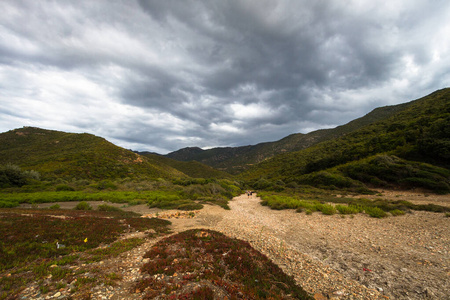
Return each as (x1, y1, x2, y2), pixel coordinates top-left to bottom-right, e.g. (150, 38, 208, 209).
(0, 0, 449, 153)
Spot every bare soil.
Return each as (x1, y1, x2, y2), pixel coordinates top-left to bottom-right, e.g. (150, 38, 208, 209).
(20, 191, 449, 299)
(166, 191, 450, 299)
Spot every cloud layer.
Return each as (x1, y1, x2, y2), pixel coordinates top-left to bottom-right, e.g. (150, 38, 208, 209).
(1, 0, 449, 153)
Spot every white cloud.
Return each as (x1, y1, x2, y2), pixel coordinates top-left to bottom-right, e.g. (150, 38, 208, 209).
(0, 0, 449, 154)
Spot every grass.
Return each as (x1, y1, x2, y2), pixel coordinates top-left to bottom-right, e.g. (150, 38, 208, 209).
(259, 192, 450, 218)
(0, 177, 243, 210)
(135, 229, 312, 299)
(0, 190, 172, 205)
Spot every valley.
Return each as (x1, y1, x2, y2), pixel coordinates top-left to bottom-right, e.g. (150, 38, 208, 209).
(10, 192, 449, 299)
(1, 89, 449, 299)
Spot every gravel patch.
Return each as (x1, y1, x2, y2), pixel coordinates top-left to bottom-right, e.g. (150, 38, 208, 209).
(17, 192, 449, 299)
(204, 194, 449, 300)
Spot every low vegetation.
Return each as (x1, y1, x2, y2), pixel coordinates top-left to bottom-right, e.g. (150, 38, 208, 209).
(0, 177, 243, 211)
(0, 90, 448, 298)
(259, 192, 450, 218)
(0, 163, 40, 188)
(135, 229, 312, 299)
(338, 155, 450, 194)
(242, 89, 450, 195)
(0, 208, 171, 298)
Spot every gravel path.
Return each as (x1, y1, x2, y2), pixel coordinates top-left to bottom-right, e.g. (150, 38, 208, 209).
(199, 195, 386, 300)
(183, 193, 449, 299)
(19, 193, 449, 299)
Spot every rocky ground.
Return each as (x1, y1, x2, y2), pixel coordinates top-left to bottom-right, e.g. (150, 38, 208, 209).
(19, 191, 449, 299)
(201, 193, 449, 300)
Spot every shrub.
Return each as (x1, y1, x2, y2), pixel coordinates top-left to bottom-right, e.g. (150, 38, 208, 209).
(252, 178, 273, 190)
(301, 171, 356, 189)
(390, 209, 406, 216)
(56, 184, 75, 191)
(364, 206, 387, 218)
(192, 286, 215, 299)
(0, 164, 40, 188)
(49, 204, 60, 210)
(137, 229, 312, 299)
(336, 204, 360, 214)
(94, 180, 118, 190)
(340, 155, 450, 193)
(74, 201, 92, 210)
(316, 203, 337, 215)
(97, 204, 121, 212)
(0, 200, 19, 208)
(177, 203, 204, 211)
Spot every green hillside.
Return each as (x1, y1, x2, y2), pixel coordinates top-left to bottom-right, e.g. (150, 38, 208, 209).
(241, 88, 450, 194)
(167, 97, 415, 173)
(138, 152, 233, 179)
(0, 127, 186, 181)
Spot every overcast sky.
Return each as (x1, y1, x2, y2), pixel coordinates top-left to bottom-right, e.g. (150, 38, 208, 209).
(1, 1, 449, 154)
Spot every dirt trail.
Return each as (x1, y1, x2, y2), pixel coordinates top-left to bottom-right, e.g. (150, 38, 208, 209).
(169, 193, 449, 299)
(20, 193, 449, 299)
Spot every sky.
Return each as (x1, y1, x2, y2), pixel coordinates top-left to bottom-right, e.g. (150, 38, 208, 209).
(1, 1, 449, 154)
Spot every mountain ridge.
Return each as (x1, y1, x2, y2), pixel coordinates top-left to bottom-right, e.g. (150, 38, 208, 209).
(240, 88, 450, 193)
(165, 95, 418, 173)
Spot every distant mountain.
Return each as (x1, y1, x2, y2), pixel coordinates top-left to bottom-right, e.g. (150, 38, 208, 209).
(241, 88, 450, 193)
(0, 127, 186, 180)
(137, 151, 232, 179)
(165, 147, 205, 161)
(166, 95, 416, 174)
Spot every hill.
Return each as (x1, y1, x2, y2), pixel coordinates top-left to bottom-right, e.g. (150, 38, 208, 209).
(137, 151, 233, 179)
(241, 88, 450, 193)
(0, 127, 186, 181)
(167, 98, 415, 173)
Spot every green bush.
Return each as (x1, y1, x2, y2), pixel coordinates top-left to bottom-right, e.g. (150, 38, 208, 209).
(390, 209, 406, 216)
(0, 164, 40, 188)
(300, 171, 357, 189)
(177, 203, 204, 211)
(74, 201, 92, 210)
(55, 184, 75, 191)
(94, 180, 118, 190)
(252, 178, 273, 190)
(340, 155, 450, 194)
(316, 203, 337, 215)
(97, 204, 121, 212)
(49, 204, 60, 209)
(364, 206, 387, 218)
(336, 204, 361, 214)
(0, 200, 19, 208)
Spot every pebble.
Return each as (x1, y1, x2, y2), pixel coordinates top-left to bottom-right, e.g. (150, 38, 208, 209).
(15, 194, 450, 300)
(142, 210, 200, 219)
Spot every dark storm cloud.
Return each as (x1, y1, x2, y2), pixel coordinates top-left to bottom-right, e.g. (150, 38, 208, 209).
(0, 0, 449, 153)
